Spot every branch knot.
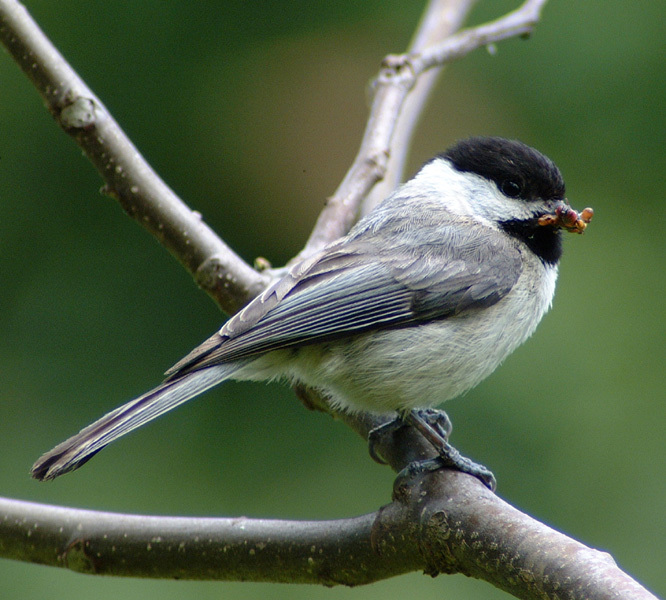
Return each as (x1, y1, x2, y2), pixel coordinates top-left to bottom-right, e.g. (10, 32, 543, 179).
(59, 96, 98, 130)
(377, 53, 416, 90)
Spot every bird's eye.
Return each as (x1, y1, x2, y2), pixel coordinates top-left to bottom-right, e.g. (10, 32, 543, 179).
(501, 180, 522, 198)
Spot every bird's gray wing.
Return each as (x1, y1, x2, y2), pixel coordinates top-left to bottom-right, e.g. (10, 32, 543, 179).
(167, 215, 522, 376)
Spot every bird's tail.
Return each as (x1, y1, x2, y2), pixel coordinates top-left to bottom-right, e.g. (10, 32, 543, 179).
(31, 364, 239, 481)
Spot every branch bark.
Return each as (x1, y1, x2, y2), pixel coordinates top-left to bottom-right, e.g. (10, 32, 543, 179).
(0, 1, 654, 599)
(0, 0, 268, 315)
(294, 0, 550, 261)
(0, 478, 655, 600)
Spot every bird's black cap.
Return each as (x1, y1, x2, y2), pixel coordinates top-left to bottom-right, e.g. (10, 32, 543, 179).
(442, 136, 565, 202)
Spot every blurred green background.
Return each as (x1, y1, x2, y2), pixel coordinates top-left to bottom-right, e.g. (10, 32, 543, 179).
(1, 1, 664, 599)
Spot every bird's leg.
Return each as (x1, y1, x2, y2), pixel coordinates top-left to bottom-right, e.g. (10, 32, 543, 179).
(368, 408, 496, 491)
(367, 408, 452, 464)
(367, 416, 404, 465)
(402, 409, 496, 491)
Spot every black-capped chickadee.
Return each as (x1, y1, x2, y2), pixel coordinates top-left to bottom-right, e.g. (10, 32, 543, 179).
(31, 137, 592, 484)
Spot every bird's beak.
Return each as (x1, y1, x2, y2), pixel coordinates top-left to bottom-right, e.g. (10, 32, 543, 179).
(538, 202, 594, 234)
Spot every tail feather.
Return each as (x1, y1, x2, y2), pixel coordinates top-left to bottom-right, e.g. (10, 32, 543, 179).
(31, 364, 238, 481)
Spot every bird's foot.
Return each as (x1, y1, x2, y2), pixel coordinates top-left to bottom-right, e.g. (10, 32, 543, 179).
(395, 447, 497, 492)
(368, 408, 496, 491)
(405, 409, 496, 490)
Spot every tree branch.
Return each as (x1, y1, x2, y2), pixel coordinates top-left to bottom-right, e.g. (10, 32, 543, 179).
(0, 0, 268, 315)
(0, 478, 656, 599)
(294, 0, 550, 262)
(359, 0, 476, 218)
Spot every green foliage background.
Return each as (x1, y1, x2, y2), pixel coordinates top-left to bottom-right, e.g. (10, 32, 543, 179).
(0, 1, 663, 599)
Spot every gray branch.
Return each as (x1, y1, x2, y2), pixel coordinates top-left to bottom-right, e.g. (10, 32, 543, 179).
(294, 0, 550, 262)
(0, 1, 655, 598)
(0, 473, 655, 599)
(359, 0, 476, 218)
(0, 0, 268, 315)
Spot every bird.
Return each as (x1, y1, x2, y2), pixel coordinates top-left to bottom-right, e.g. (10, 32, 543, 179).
(31, 136, 592, 485)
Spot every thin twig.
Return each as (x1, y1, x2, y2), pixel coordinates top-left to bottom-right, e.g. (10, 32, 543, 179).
(295, 0, 550, 262)
(414, 0, 549, 72)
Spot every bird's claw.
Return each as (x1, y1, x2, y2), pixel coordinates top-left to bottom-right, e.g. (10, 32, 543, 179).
(369, 408, 496, 491)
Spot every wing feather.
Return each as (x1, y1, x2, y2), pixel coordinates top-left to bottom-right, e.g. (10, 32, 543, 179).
(168, 213, 522, 376)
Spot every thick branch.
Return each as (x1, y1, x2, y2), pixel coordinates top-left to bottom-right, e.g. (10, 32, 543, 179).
(0, 0, 267, 314)
(0, 480, 655, 600)
(1, 400, 655, 597)
(0, 496, 413, 584)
